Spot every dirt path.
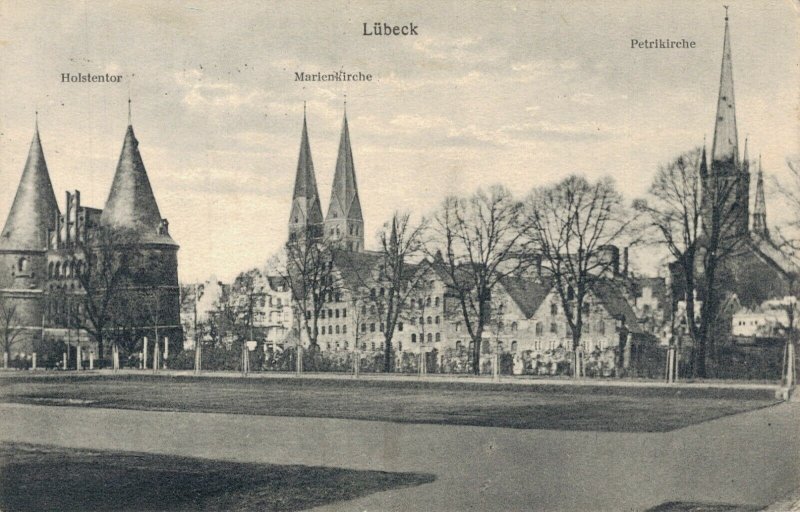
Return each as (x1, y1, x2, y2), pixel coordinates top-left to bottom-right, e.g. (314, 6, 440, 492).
(1, 402, 797, 511)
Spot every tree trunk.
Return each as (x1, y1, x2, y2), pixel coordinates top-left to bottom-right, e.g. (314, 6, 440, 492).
(383, 339, 392, 373)
(472, 332, 482, 375)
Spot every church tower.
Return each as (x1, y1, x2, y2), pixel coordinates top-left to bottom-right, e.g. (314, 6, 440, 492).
(288, 108, 324, 243)
(324, 110, 364, 252)
(702, 10, 750, 238)
(0, 118, 60, 348)
(752, 155, 769, 239)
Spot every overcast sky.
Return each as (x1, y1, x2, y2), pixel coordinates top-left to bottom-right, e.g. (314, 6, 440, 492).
(0, 0, 797, 282)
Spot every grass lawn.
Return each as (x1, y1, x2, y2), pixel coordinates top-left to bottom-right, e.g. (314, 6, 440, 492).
(0, 375, 779, 432)
(0, 442, 434, 511)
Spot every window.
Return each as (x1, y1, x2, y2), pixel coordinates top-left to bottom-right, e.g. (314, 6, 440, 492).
(427, 333, 432, 343)
(328, 309, 333, 318)
(511, 321, 518, 332)
(380, 287, 385, 297)
(398, 342, 403, 352)
(380, 323, 384, 332)
(398, 322, 404, 332)
(419, 316, 424, 325)
(371, 342, 376, 351)
(328, 326, 333, 334)
(361, 323, 367, 333)
(418, 299, 423, 309)
(455, 322, 461, 332)
(342, 309, 347, 318)
(435, 333, 441, 342)
(276, 298, 282, 306)
(343, 341, 348, 350)
(435, 316, 440, 324)
(326, 343, 331, 350)
(550, 322, 557, 334)
(550, 303, 558, 315)
(412, 334, 417, 343)
(370, 305, 376, 314)
(456, 340, 462, 351)
(511, 341, 518, 352)
(335, 309, 340, 318)
(361, 305, 367, 315)
(427, 316, 432, 325)
(335, 325, 340, 334)
(582, 302, 590, 315)
(435, 297, 440, 307)
(370, 288, 376, 299)
(321, 310, 326, 319)
(535, 322, 544, 335)
(342, 325, 347, 334)
(426, 297, 431, 306)
(598, 321, 605, 335)
(370, 323, 376, 332)
(411, 317, 416, 325)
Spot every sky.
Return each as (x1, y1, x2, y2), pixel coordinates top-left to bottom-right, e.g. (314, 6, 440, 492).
(0, 0, 797, 282)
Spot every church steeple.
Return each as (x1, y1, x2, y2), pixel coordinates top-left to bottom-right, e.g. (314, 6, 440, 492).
(288, 106, 324, 242)
(711, 8, 738, 167)
(0, 120, 59, 251)
(325, 107, 364, 252)
(752, 155, 769, 239)
(703, 9, 749, 238)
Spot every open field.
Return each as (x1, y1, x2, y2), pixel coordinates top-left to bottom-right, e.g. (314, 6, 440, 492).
(0, 442, 434, 512)
(0, 374, 779, 432)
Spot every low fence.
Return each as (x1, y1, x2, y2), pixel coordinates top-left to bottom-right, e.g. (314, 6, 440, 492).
(5, 340, 795, 385)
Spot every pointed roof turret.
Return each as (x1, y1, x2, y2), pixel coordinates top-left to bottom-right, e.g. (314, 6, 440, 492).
(0, 121, 59, 251)
(752, 154, 769, 239)
(100, 124, 176, 245)
(326, 112, 363, 223)
(289, 108, 324, 232)
(711, 10, 739, 167)
(700, 139, 708, 178)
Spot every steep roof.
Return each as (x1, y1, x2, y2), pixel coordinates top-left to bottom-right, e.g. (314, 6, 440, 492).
(0, 126, 59, 251)
(499, 276, 551, 319)
(290, 115, 324, 227)
(100, 125, 176, 245)
(592, 280, 644, 334)
(711, 13, 739, 167)
(326, 114, 363, 223)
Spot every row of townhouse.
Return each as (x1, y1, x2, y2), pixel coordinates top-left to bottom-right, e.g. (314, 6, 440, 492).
(301, 249, 656, 357)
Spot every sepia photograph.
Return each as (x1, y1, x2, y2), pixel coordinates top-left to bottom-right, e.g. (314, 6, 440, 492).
(0, 1, 798, 510)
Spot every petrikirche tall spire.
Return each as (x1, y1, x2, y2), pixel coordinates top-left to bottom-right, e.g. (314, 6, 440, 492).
(711, 8, 738, 167)
(0, 118, 59, 251)
(703, 9, 750, 237)
(752, 155, 769, 239)
(288, 107, 324, 241)
(325, 106, 364, 252)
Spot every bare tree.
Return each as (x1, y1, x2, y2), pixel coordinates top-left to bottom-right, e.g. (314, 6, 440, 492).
(0, 299, 23, 368)
(277, 235, 338, 360)
(635, 148, 743, 377)
(340, 212, 429, 372)
(430, 185, 526, 375)
(523, 175, 633, 377)
(57, 226, 140, 365)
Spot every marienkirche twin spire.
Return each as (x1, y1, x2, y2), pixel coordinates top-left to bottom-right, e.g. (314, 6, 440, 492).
(289, 103, 364, 252)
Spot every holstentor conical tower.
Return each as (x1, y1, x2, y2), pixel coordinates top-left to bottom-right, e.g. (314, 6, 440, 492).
(0, 118, 60, 351)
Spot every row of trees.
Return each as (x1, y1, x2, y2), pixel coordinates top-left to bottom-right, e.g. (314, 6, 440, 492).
(278, 148, 799, 379)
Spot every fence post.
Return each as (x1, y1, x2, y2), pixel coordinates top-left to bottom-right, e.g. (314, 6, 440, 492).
(62, 352, 67, 370)
(296, 345, 303, 376)
(354, 350, 360, 378)
(194, 342, 201, 375)
(89, 351, 94, 370)
(32, 352, 37, 370)
(492, 352, 499, 381)
(113, 344, 120, 372)
(143, 337, 148, 370)
(152, 341, 159, 374)
(76, 345, 82, 371)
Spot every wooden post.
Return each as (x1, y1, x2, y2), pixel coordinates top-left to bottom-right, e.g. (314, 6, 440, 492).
(152, 340, 159, 374)
(164, 337, 169, 360)
(142, 337, 148, 370)
(89, 351, 94, 370)
(62, 352, 67, 370)
(296, 345, 303, 376)
(354, 350, 360, 378)
(194, 341, 201, 375)
(32, 352, 37, 370)
(76, 345, 82, 371)
(492, 352, 499, 381)
(113, 344, 119, 372)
